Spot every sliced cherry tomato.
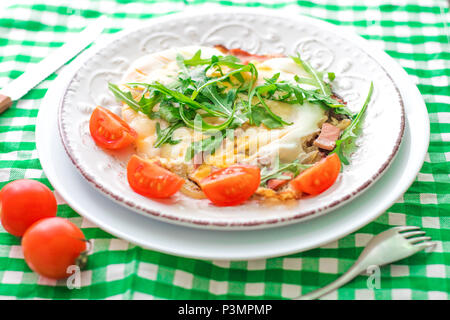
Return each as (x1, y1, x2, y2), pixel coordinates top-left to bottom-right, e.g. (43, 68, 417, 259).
(22, 217, 87, 280)
(0, 179, 57, 237)
(200, 165, 260, 206)
(290, 153, 341, 196)
(127, 155, 185, 198)
(89, 106, 137, 150)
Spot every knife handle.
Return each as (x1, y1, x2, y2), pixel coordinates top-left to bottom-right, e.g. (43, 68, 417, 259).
(0, 94, 13, 114)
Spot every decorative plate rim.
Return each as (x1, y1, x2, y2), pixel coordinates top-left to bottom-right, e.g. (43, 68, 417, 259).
(57, 8, 405, 229)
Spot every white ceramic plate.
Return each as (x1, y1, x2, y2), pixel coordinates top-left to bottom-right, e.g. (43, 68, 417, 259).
(57, 9, 406, 229)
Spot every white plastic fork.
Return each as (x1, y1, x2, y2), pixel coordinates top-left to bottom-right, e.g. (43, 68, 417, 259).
(296, 226, 435, 300)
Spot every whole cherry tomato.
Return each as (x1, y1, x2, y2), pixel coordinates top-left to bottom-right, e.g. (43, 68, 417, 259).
(22, 217, 88, 280)
(0, 179, 57, 236)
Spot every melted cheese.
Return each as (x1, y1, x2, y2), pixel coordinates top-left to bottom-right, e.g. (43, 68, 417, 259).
(121, 46, 326, 167)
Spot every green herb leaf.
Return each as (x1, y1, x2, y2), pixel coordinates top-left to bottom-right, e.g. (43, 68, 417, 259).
(155, 122, 183, 148)
(108, 83, 162, 117)
(191, 65, 252, 100)
(247, 106, 284, 129)
(332, 81, 374, 165)
(291, 54, 328, 95)
(128, 82, 228, 118)
(108, 83, 141, 112)
(327, 72, 336, 82)
(260, 158, 312, 186)
(181, 50, 240, 67)
(185, 131, 225, 162)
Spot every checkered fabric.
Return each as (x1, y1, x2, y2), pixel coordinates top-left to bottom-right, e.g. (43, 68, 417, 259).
(0, 0, 449, 300)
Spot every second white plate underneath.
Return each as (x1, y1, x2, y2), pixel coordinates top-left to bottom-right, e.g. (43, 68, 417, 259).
(36, 39, 428, 260)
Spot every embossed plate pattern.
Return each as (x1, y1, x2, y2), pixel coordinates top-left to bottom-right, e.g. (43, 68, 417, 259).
(58, 9, 404, 229)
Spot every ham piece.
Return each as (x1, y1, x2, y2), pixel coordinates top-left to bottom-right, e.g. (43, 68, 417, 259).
(267, 172, 294, 190)
(313, 123, 341, 151)
(214, 45, 284, 65)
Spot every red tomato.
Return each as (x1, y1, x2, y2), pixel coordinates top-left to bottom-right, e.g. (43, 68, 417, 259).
(200, 165, 260, 206)
(290, 153, 341, 196)
(127, 155, 185, 198)
(89, 106, 137, 150)
(22, 217, 87, 280)
(0, 179, 57, 237)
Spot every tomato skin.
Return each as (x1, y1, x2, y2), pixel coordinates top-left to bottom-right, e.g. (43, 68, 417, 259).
(89, 106, 137, 150)
(22, 217, 87, 280)
(290, 153, 341, 196)
(127, 155, 185, 198)
(200, 165, 260, 206)
(0, 179, 57, 237)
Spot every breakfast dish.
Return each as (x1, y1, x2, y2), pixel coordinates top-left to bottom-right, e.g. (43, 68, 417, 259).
(90, 45, 373, 207)
(58, 9, 404, 228)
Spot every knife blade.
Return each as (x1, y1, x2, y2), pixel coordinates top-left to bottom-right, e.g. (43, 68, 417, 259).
(0, 16, 106, 114)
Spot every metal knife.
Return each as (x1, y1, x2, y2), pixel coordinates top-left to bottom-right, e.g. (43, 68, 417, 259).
(0, 16, 106, 114)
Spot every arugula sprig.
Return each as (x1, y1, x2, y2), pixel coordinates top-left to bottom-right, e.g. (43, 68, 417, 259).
(292, 54, 331, 96)
(108, 83, 163, 116)
(155, 122, 183, 148)
(127, 82, 227, 118)
(260, 157, 312, 186)
(180, 50, 240, 67)
(331, 82, 374, 165)
(109, 49, 360, 161)
(185, 130, 232, 162)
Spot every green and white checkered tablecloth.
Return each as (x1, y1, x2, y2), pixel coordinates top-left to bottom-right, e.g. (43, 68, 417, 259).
(0, 0, 449, 300)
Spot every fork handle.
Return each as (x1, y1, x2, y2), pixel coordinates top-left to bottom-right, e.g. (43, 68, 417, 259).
(0, 94, 13, 114)
(295, 264, 366, 300)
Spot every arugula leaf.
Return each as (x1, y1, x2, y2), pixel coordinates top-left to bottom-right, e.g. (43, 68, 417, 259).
(155, 122, 183, 148)
(108, 83, 163, 118)
(247, 106, 284, 129)
(191, 65, 253, 100)
(293, 75, 318, 86)
(154, 100, 182, 123)
(332, 82, 374, 165)
(247, 82, 294, 126)
(292, 54, 331, 96)
(327, 72, 336, 81)
(185, 131, 226, 162)
(256, 91, 292, 125)
(260, 158, 312, 185)
(201, 86, 237, 116)
(108, 83, 141, 112)
(179, 99, 237, 132)
(128, 82, 227, 118)
(180, 50, 241, 67)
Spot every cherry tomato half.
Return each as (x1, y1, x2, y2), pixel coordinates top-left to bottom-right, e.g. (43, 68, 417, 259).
(290, 153, 341, 196)
(89, 106, 137, 150)
(0, 179, 57, 237)
(127, 155, 185, 198)
(22, 217, 87, 280)
(200, 165, 260, 206)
